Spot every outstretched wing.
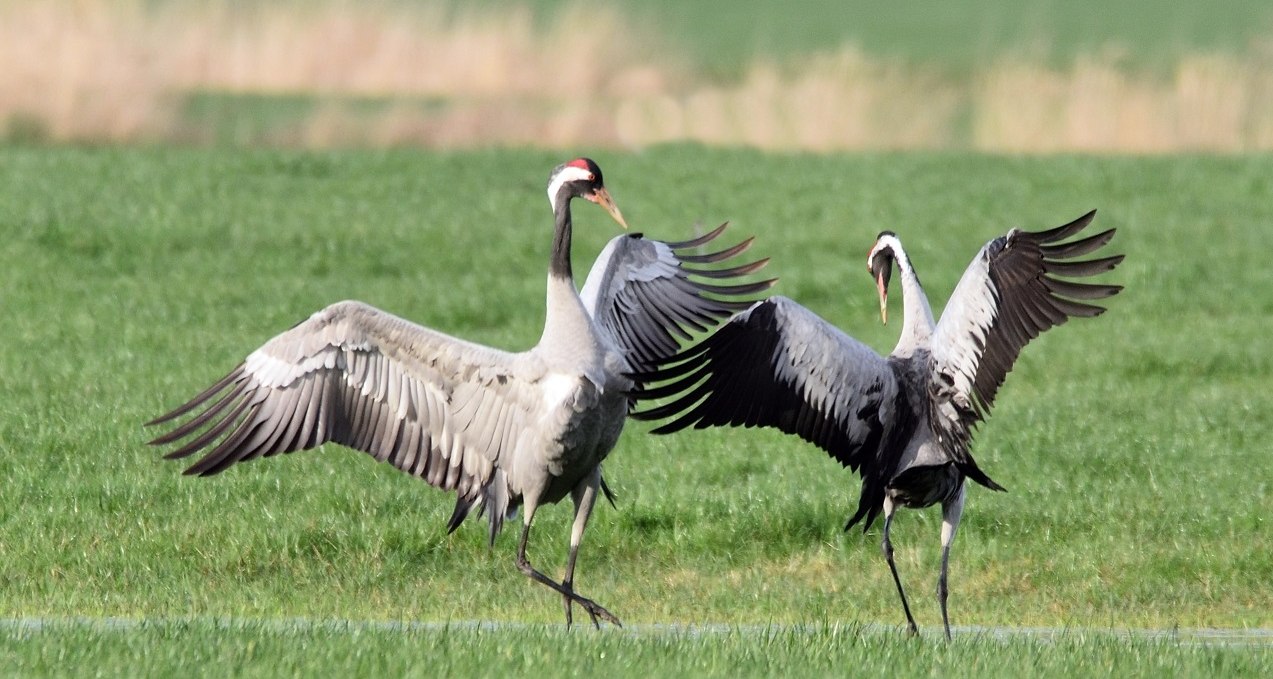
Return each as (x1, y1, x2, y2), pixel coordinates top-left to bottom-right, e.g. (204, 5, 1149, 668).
(579, 223, 774, 375)
(631, 297, 906, 477)
(929, 209, 1123, 455)
(147, 300, 539, 536)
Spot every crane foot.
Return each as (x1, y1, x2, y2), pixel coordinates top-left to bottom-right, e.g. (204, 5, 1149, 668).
(561, 587, 622, 628)
(516, 549, 622, 628)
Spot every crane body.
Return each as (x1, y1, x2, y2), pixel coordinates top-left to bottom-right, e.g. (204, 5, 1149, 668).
(635, 210, 1122, 638)
(149, 158, 774, 627)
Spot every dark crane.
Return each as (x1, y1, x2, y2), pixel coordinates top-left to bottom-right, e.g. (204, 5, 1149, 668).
(633, 210, 1122, 638)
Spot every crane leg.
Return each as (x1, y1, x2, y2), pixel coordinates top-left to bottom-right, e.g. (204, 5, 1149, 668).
(562, 469, 600, 628)
(937, 484, 966, 641)
(881, 496, 919, 636)
(514, 499, 621, 629)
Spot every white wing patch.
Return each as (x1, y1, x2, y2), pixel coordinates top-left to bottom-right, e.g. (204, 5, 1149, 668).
(933, 246, 1001, 403)
(540, 372, 579, 413)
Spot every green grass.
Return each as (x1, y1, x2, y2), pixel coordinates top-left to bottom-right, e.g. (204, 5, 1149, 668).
(1, 620, 1268, 678)
(178, 92, 454, 147)
(0, 147, 1270, 673)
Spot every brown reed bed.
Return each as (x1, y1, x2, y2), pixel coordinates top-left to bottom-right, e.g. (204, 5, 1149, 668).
(4, 0, 1273, 152)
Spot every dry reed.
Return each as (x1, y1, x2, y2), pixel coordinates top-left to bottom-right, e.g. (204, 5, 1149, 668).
(4, 0, 1273, 152)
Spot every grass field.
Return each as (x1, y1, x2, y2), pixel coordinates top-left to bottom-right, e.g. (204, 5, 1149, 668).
(1, 146, 1271, 675)
(3, 620, 1268, 678)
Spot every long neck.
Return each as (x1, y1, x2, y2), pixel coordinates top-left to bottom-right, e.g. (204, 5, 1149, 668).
(891, 246, 935, 357)
(549, 187, 574, 280)
(539, 189, 596, 355)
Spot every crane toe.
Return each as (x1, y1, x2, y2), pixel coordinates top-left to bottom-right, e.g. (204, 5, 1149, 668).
(578, 597, 621, 628)
(561, 585, 621, 629)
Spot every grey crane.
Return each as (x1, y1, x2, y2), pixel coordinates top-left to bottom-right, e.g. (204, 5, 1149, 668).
(147, 158, 773, 628)
(633, 210, 1122, 638)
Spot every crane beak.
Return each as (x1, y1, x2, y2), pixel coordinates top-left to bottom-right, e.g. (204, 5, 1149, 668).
(588, 187, 628, 230)
(876, 272, 889, 325)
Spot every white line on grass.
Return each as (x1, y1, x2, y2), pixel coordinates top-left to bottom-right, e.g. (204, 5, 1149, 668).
(1, 617, 1270, 646)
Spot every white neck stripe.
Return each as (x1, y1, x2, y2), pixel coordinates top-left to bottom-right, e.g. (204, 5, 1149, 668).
(546, 165, 594, 211)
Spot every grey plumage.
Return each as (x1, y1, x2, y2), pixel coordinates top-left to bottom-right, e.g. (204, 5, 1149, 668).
(148, 158, 773, 627)
(633, 209, 1122, 638)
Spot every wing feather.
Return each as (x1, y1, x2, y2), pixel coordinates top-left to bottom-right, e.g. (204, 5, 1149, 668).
(1043, 255, 1125, 278)
(148, 368, 245, 426)
(579, 224, 775, 374)
(632, 297, 903, 475)
(1039, 228, 1116, 258)
(930, 209, 1123, 453)
(148, 301, 539, 512)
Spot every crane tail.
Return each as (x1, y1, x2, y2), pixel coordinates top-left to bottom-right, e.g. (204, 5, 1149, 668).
(446, 495, 476, 535)
(843, 498, 882, 533)
(600, 474, 619, 509)
(960, 463, 1006, 492)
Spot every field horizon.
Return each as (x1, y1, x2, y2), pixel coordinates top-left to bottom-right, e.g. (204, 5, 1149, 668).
(6, 1, 1273, 152)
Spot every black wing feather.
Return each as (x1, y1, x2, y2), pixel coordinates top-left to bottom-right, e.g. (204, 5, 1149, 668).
(931, 209, 1123, 469)
(632, 297, 904, 475)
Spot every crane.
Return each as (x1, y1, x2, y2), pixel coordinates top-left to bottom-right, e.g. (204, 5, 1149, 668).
(632, 209, 1122, 638)
(147, 158, 773, 628)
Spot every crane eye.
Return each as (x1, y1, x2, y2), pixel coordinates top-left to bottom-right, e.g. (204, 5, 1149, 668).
(587, 173, 595, 182)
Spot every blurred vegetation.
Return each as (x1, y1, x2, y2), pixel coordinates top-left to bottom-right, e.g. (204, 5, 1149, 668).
(518, 0, 1273, 76)
(5, 1, 1273, 150)
(172, 0, 1273, 76)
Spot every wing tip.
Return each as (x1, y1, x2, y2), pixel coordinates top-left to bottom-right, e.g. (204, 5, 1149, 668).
(664, 221, 730, 249)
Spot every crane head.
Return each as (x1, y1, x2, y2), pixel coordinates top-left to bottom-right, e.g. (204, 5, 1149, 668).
(548, 157, 628, 230)
(867, 232, 898, 325)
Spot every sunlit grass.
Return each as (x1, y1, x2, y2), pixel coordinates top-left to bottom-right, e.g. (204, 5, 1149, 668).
(2, 619, 1269, 679)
